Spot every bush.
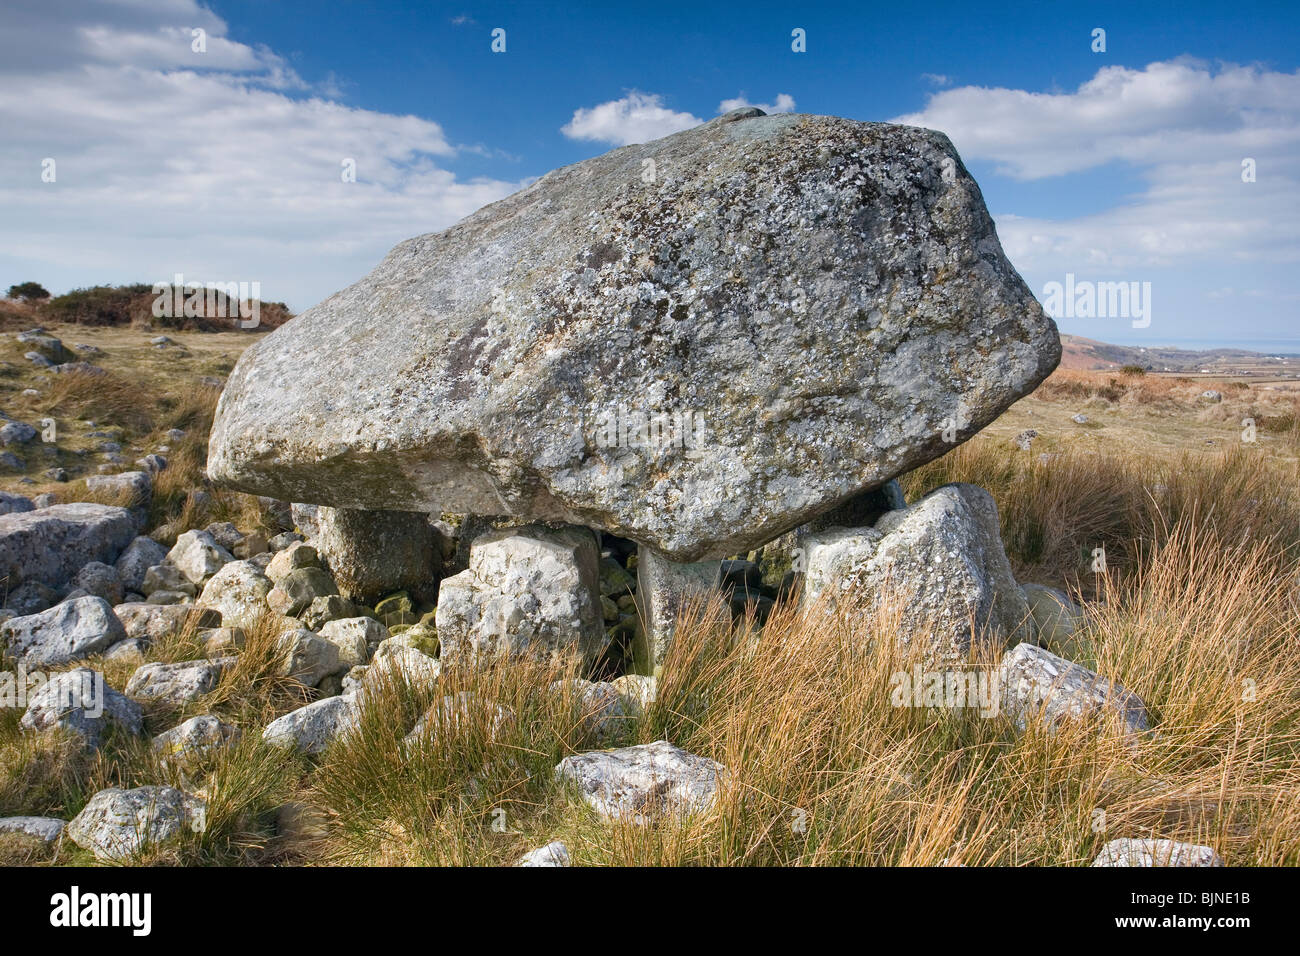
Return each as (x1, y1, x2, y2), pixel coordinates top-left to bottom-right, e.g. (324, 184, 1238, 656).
(6, 282, 49, 301)
(1119, 364, 1146, 376)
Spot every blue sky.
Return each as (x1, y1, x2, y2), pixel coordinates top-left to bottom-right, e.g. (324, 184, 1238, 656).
(2, 0, 1298, 346)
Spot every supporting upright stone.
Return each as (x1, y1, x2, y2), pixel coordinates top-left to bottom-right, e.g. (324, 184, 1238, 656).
(436, 524, 607, 669)
(636, 548, 722, 673)
(315, 506, 443, 606)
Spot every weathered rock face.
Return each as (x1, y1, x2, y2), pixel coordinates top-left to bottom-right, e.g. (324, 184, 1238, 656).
(125, 658, 231, 706)
(209, 110, 1059, 562)
(1090, 838, 1223, 868)
(554, 739, 726, 822)
(999, 643, 1150, 737)
(801, 483, 1032, 657)
(0, 504, 138, 591)
(66, 786, 206, 862)
(196, 560, 272, 630)
(436, 525, 606, 668)
(2, 596, 126, 667)
(315, 506, 442, 605)
(20, 668, 143, 750)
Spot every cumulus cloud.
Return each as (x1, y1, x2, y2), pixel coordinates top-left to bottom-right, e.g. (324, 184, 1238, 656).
(718, 93, 796, 114)
(561, 92, 703, 146)
(894, 59, 1300, 275)
(0, 0, 522, 309)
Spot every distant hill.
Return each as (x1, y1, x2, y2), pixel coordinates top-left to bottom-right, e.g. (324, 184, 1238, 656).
(0, 283, 292, 333)
(1059, 333, 1300, 377)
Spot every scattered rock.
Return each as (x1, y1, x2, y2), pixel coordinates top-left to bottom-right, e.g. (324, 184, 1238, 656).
(998, 643, 1150, 737)
(1, 596, 125, 666)
(0, 421, 37, 446)
(1014, 429, 1038, 450)
(1091, 838, 1223, 867)
(0, 816, 66, 851)
(66, 786, 206, 862)
(1071, 413, 1089, 424)
(19, 668, 142, 749)
(318, 617, 387, 670)
(114, 535, 169, 593)
(125, 658, 231, 706)
(265, 540, 319, 583)
(550, 678, 628, 742)
(113, 602, 220, 644)
(297, 594, 357, 631)
(153, 714, 241, 765)
(0, 492, 35, 515)
(142, 562, 196, 597)
(277, 627, 341, 686)
(267, 566, 338, 618)
(1199, 390, 1223, 403)
(555, 740, 726, 823)
(0, 503, 138, 591)
(262, 695, 358, 754)
(516, 841, 571, 867)
(85, 470, 152, 504)
(404, 692, 514, 747)
(69, 561, 124, 606)
(165, 529, 234, 585)
(196, 560, 272, 630)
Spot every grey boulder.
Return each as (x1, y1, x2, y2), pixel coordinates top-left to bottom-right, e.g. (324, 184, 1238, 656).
(801, 483, 1032, 657)
(1091, 838, 1223, 867)
(1, 596, 125, 666)
(436, 525, 606, 668)
(208, 110, 1059, 561)
(66, 786, 206, 862)
(0, 503, 138, 591)
(555, 739, 726, 823)
(19, 668, 143, 749)
(999, 643, 1150, 737)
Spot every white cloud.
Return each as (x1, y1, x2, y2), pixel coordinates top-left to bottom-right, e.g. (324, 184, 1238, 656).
(561, 91, 703, 146)
(920, 73, 951, 88)
(893, 59, 1300, 275)
(718, 93, 796, 114)
(0, 0, 523, 310)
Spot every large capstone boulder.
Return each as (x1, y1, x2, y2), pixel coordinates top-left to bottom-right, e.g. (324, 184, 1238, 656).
(208, 110, 1059, 562)
(1, 596, 126, 667)
(435, 524, 606, 668)
(0, 503, 138, 591)
(801, 483, 1032, 658)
